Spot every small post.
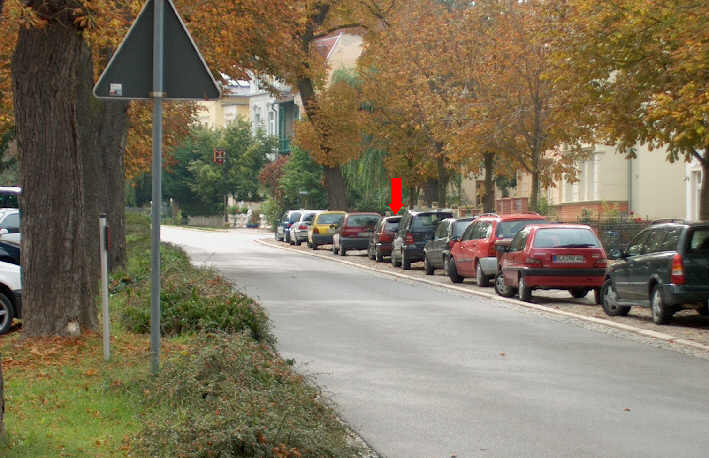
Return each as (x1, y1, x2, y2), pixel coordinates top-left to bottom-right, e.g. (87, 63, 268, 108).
(99, 214, 110, 360)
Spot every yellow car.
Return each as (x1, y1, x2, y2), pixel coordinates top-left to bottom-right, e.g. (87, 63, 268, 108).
(308, 211, 346, 249)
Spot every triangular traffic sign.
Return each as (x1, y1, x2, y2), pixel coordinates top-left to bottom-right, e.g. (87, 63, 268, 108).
(93, 0, 221, 100)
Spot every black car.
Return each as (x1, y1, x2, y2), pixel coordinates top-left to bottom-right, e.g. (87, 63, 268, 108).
(423, 217, 474, 275)
(0, 233, 20, 266)
(601, 221, 709, 324)
(391, 209, 454, 270)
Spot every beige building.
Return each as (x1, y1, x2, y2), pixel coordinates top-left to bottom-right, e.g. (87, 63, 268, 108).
(197, 81, 251, 129)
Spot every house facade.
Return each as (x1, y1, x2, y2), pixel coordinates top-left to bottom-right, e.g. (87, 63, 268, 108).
(197, 80, 251, 128)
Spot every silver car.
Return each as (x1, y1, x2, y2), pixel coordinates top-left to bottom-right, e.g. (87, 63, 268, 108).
(289, 210, 321, 245)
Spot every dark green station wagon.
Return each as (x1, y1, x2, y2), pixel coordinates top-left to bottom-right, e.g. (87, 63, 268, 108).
(601, 221, 709, 324)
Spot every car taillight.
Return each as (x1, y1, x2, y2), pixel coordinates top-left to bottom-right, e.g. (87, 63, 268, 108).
(671, 253, 685, 285)
(405, 232, 415, 245)
(298, 224, 307, 230)
(525, 257, 542, 266)
(594, 258, 608, 268)
(313, 227, 319, 234)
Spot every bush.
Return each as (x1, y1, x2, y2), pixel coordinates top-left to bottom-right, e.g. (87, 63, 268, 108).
(132, 333, 362, 457)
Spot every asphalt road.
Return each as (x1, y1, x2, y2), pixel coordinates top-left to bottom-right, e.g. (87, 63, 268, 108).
(162, 227, 709, 458)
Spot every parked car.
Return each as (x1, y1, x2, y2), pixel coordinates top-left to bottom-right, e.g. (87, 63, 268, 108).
(308, 211, 346, 249)
(276, 210, 302, 243)
(0, 260, 22, 335)
(601, 221, 709, 324)
(494, 224, 607, 303)
(448, 212, 547, 286)
(423, 217, 474, 275)
(0, 208, 20, 234)
(391, 209, 454, 270)
(332, 212, 381, 256)
(367, 216, 402, 262)
(288, 210, 321, 246)
(0, 232, 20, 266)
(0, 186, 20, 209)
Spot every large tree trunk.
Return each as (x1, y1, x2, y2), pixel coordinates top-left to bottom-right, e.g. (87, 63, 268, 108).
(436, 156, 448, 208)
(483, 152, 495, 213)
(530, 169, 540, 214)
(324, 166, 347, 210)
(12, 21, 99, 336)
(700, 151, 709, 221)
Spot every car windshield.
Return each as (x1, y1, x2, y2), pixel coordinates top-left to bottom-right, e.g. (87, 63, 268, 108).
(496, 219, 546, 238)
(317, 213, 344, 225)
(532, 228, 600, 248)
(688, 228, 709, 252)
(453, 220, 473, 238)
(384, 221, 400, 232)
(412, 213, 453, 231)
(347, 215, 379, 227)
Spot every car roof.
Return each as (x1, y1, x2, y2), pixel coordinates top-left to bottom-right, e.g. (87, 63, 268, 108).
(383, 215, 402, 221)
(406, 209, 454, 215)
(346, 212, 380, 216)
(476, 212, 544, 221)
(0, 187, 21, 194)
(528, 223, 592, 231)
(317, 210, 346, 215)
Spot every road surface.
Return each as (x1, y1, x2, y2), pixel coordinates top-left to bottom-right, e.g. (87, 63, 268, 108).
(162, 227, 709, 458)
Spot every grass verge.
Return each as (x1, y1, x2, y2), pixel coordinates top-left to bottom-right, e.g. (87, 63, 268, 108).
(0, 214, 364, 457)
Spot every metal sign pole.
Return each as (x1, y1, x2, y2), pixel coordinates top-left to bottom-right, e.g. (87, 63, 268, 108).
(150, 0, 164, 375)
(99, 214, 110, 360)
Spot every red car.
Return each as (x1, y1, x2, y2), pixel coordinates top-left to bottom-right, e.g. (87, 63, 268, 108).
(494, 224, 607, 303)
(448, 213, 546, 286)
(367, 215, 401, 262)
(332, 212, 381, 256)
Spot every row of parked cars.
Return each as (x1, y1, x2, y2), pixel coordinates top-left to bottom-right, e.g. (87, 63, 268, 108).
(275, 208, 709, 325)
(0, 186, 22, 335)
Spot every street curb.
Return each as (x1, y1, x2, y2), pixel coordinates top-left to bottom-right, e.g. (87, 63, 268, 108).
(256, 238, 709, 354)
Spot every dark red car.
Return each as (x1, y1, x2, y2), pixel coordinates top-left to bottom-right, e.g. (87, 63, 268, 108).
(448, 213, 546, 286)
(332, 212, 381, 256)
(494, 224, 607, 303)
(367, 216, 401, 262)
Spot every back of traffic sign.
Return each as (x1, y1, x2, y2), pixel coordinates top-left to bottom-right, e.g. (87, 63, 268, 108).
(93, 0, 221, 100)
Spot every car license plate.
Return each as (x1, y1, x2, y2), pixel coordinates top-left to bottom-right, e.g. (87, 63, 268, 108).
(358, 232, 371, 237)
(554, 255, 585, 263)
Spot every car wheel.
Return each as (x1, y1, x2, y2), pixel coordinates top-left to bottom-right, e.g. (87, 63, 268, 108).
(518, 275, 532, 302)
(375, 248, 383, 263)
(698, 304, 709, 316)
(391, 249, 400, 267)
(307, 241, 312, 248)
(402, 250, 411, 270)
(651, 285, 673, 325)
(0, 292, 15, 335)
(569, 288, 589, 299)
(368, 245, 375, 260)
(424, 255, 434, 275)
(340, 246, 347, 256)
(447, 257, 463, 283)
(294, 239, 301, 246)
(593, 287, 602, 305)
(601, 279, 631, 316)
(312, 243, 318, 250)
(494, 272, 515, 297)
(332, 244, 338, 255)
(476, 262, 489, 287)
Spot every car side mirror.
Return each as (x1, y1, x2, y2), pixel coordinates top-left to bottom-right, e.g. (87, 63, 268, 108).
(494, 239, 511, 253)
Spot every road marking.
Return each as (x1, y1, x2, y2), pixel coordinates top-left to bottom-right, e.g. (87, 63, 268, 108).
(255, 238, 709, 354)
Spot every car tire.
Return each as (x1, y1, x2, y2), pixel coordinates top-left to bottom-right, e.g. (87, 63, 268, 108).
(391, 249, 401, 267)
(312, 243, 318, 250)
(340, 246, 347, 256)
(601, 279, 631, 316)
(368, 245, 376, 260)
(593, 287, 602, 305)
(476, 262, 489, 287)
(402, 250, 411, 270)
(332, 244, 338, 255)
(294, 239, 301, 246)
(651, 285, 673, 325)
(307, 241, 312, 248)
(698, 304, 709, 316)
(447, 257, 463, 283)
(424, 255, 434, 275)
(494, 272, 515, 297)
(375, 248, 383, 263)
(569, 288, 589, 299)
(0, 292, 15, 335)
(518, 275, 532, 302)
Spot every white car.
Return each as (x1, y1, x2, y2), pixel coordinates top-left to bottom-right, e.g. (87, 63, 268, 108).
(0, 260, 21, 335)
(288, 210, 321, 246)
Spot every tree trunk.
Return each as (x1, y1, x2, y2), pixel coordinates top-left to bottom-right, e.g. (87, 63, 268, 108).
(324, 166, 347, 210)
(436, 156, 448, 208)
(483, 152, 495, 213)
(12, 21, 99, 336)
(530, 169, 540, 214)
(699, 150, 709, 220)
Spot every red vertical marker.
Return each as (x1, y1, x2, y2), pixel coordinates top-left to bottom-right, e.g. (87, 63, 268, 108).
(388, 177, 403, 214)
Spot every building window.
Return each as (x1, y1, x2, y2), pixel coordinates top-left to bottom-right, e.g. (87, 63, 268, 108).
(268, 110, 275, 136)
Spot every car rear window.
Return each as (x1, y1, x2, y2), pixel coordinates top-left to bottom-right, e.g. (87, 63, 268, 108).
(317, 213, 344, 225)
(347, 215, 379, 227)
(688, 228, 709, 252)
(289, 212, 301, 223)
(453, 220, 473, 238)
(532, 228, 600, 248)
(412, 213, 453, 231)
(384, 221, 400, 232)
(302, 212, 317, 223)
(496, 219, 546, 238)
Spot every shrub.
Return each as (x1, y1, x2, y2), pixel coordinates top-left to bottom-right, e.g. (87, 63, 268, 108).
(132, 333, 362, 457)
